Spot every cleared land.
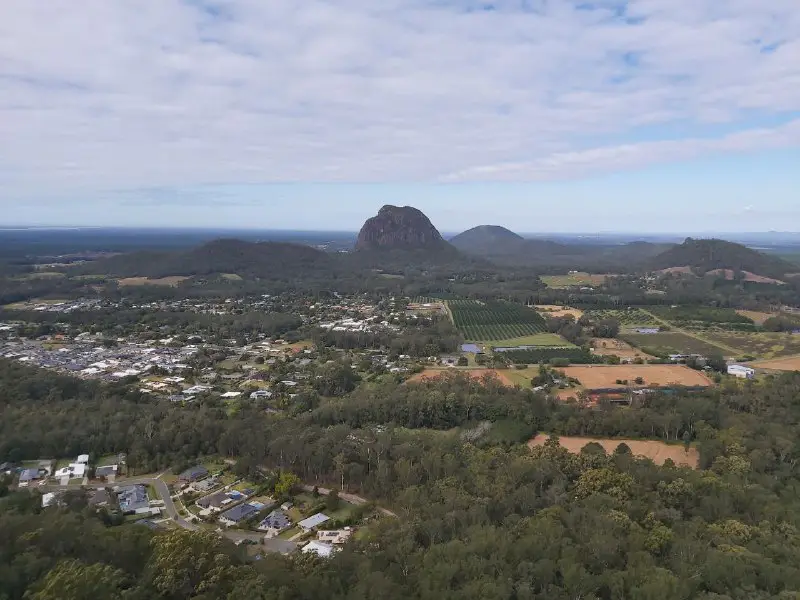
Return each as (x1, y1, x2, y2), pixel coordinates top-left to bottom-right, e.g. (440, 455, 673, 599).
(736, 310, 775, 325)
(591, 338, 655, 360)
(528, 434, 699, 468)
(540, 273, 610, 288)
(409, 369, 514, 386)
(447, 299, 547, 341)
(117, 276, 190, 287)
(534, 305, 584, 320)
(751, 356, 800, 371)
(621, 332, 730, 357)
(562, 364, 712, 389)
(704, 332, 800, 359)
(706, 269, 785, 285)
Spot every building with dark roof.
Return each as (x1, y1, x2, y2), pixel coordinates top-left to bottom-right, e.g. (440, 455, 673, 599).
(178, 465, 208, 483)
(219, 503, 259, 526)
(257, 509, 292, 532)
(118, 485, 150, 514)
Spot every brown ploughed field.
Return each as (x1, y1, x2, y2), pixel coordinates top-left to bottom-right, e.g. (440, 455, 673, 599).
(528, 434, 699, 468)
(562, 364, 712, 389)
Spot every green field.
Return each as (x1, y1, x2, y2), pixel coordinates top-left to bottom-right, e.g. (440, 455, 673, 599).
(540, 273, 609, 288)
(621, 332, 728, 357)
(486, 333, 574, 348)
(648, 306, 754, 326)
(584, 308, 659, 328)
(702, 332, 800, 359)
(447, 300, 547, 341)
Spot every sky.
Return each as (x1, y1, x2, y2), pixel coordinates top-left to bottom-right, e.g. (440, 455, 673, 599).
(1, 0, 799, 233)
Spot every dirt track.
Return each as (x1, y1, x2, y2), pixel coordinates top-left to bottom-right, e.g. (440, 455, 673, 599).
(528, 434, 699, 468)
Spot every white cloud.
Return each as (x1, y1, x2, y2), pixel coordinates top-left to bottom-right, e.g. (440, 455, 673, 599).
(0, 0, 799, 199)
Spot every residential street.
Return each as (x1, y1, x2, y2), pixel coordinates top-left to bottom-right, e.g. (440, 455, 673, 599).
(41, 477, 297, 553)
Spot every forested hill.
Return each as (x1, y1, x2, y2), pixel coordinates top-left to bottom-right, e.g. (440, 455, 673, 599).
(7, 359, 800, 597)
(73, 239, 334, 279)
(449, 225, 669, 271)
(649, 238, 795, 279)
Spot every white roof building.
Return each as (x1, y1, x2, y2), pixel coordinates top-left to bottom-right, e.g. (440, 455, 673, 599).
(302, 540, 336, 558)
(298, 513, 331, 531)
(728, 364, 755, 379)
(77, 454, 90, 464)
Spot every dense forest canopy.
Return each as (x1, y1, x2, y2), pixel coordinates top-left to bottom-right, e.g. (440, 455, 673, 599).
(4, 358, 800, 598)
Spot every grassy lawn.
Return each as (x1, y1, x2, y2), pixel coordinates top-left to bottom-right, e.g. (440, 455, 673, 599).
(486, 333, 574, 348)
(96, 454, 120, 467)
(146, 485, 158, 501)
(503, 368, 538, 388)
(55, 458, 72, 469)
(278, 526, 302, 540)
(201, 458, 231, 475)
(233, 481, 259, 493)
(541, 273, 609, 288)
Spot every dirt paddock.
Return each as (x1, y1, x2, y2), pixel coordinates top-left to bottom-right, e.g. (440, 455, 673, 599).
(751, 356, 800, 371)
(529, 434, 699, 468)
(409, 369, 514, 386)
(117, 276, 190, 287)
(562, 364, 712, 389)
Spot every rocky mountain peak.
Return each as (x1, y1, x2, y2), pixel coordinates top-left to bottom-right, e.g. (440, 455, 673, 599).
(355, 205, 446, 250)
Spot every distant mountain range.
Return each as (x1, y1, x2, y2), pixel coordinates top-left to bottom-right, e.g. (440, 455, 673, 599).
(70, 207, 797, 282)
(449, 225, 670, 271)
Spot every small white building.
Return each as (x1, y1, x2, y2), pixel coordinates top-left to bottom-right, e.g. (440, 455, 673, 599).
(302, 540, 336, 558)
(728, 364, 755, 379)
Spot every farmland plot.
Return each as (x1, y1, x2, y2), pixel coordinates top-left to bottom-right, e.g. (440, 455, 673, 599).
(584, 308, 659, 329)
(447, 300, 547, 341)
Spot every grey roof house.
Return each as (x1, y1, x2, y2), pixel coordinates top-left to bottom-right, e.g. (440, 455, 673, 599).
(219, 503, 259, 525)
(19, 468, 42, 484)
(178, 465, 208, 482)
(258, 510, 292, 531)
(118, 485, 149, 514)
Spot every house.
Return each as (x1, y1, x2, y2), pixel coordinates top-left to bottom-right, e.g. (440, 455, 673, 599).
(250, 390, 273, 400)
(88, 488, 111, 507)
(220, 391, 242, 399)
(219, 503, 259, 526)
(257, 510, 292, 533)
(197, 490, 233, 510)
(95, 465, 118, 480)
(179, 465, 208, 483)
(192, 476, 220, 494)
(0, 462, 14, 475)
(55, 463, 86, 479)
(118, 485, 150, 514)
(728, 364, 755, 379)
(42, 492, 58, 508)
(18, 468, 42, 486)
(302, 540, 336, 558)
(460, 344, 483, 354)
(298, 513, 330, 532)
(317, 528, 353, 545)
